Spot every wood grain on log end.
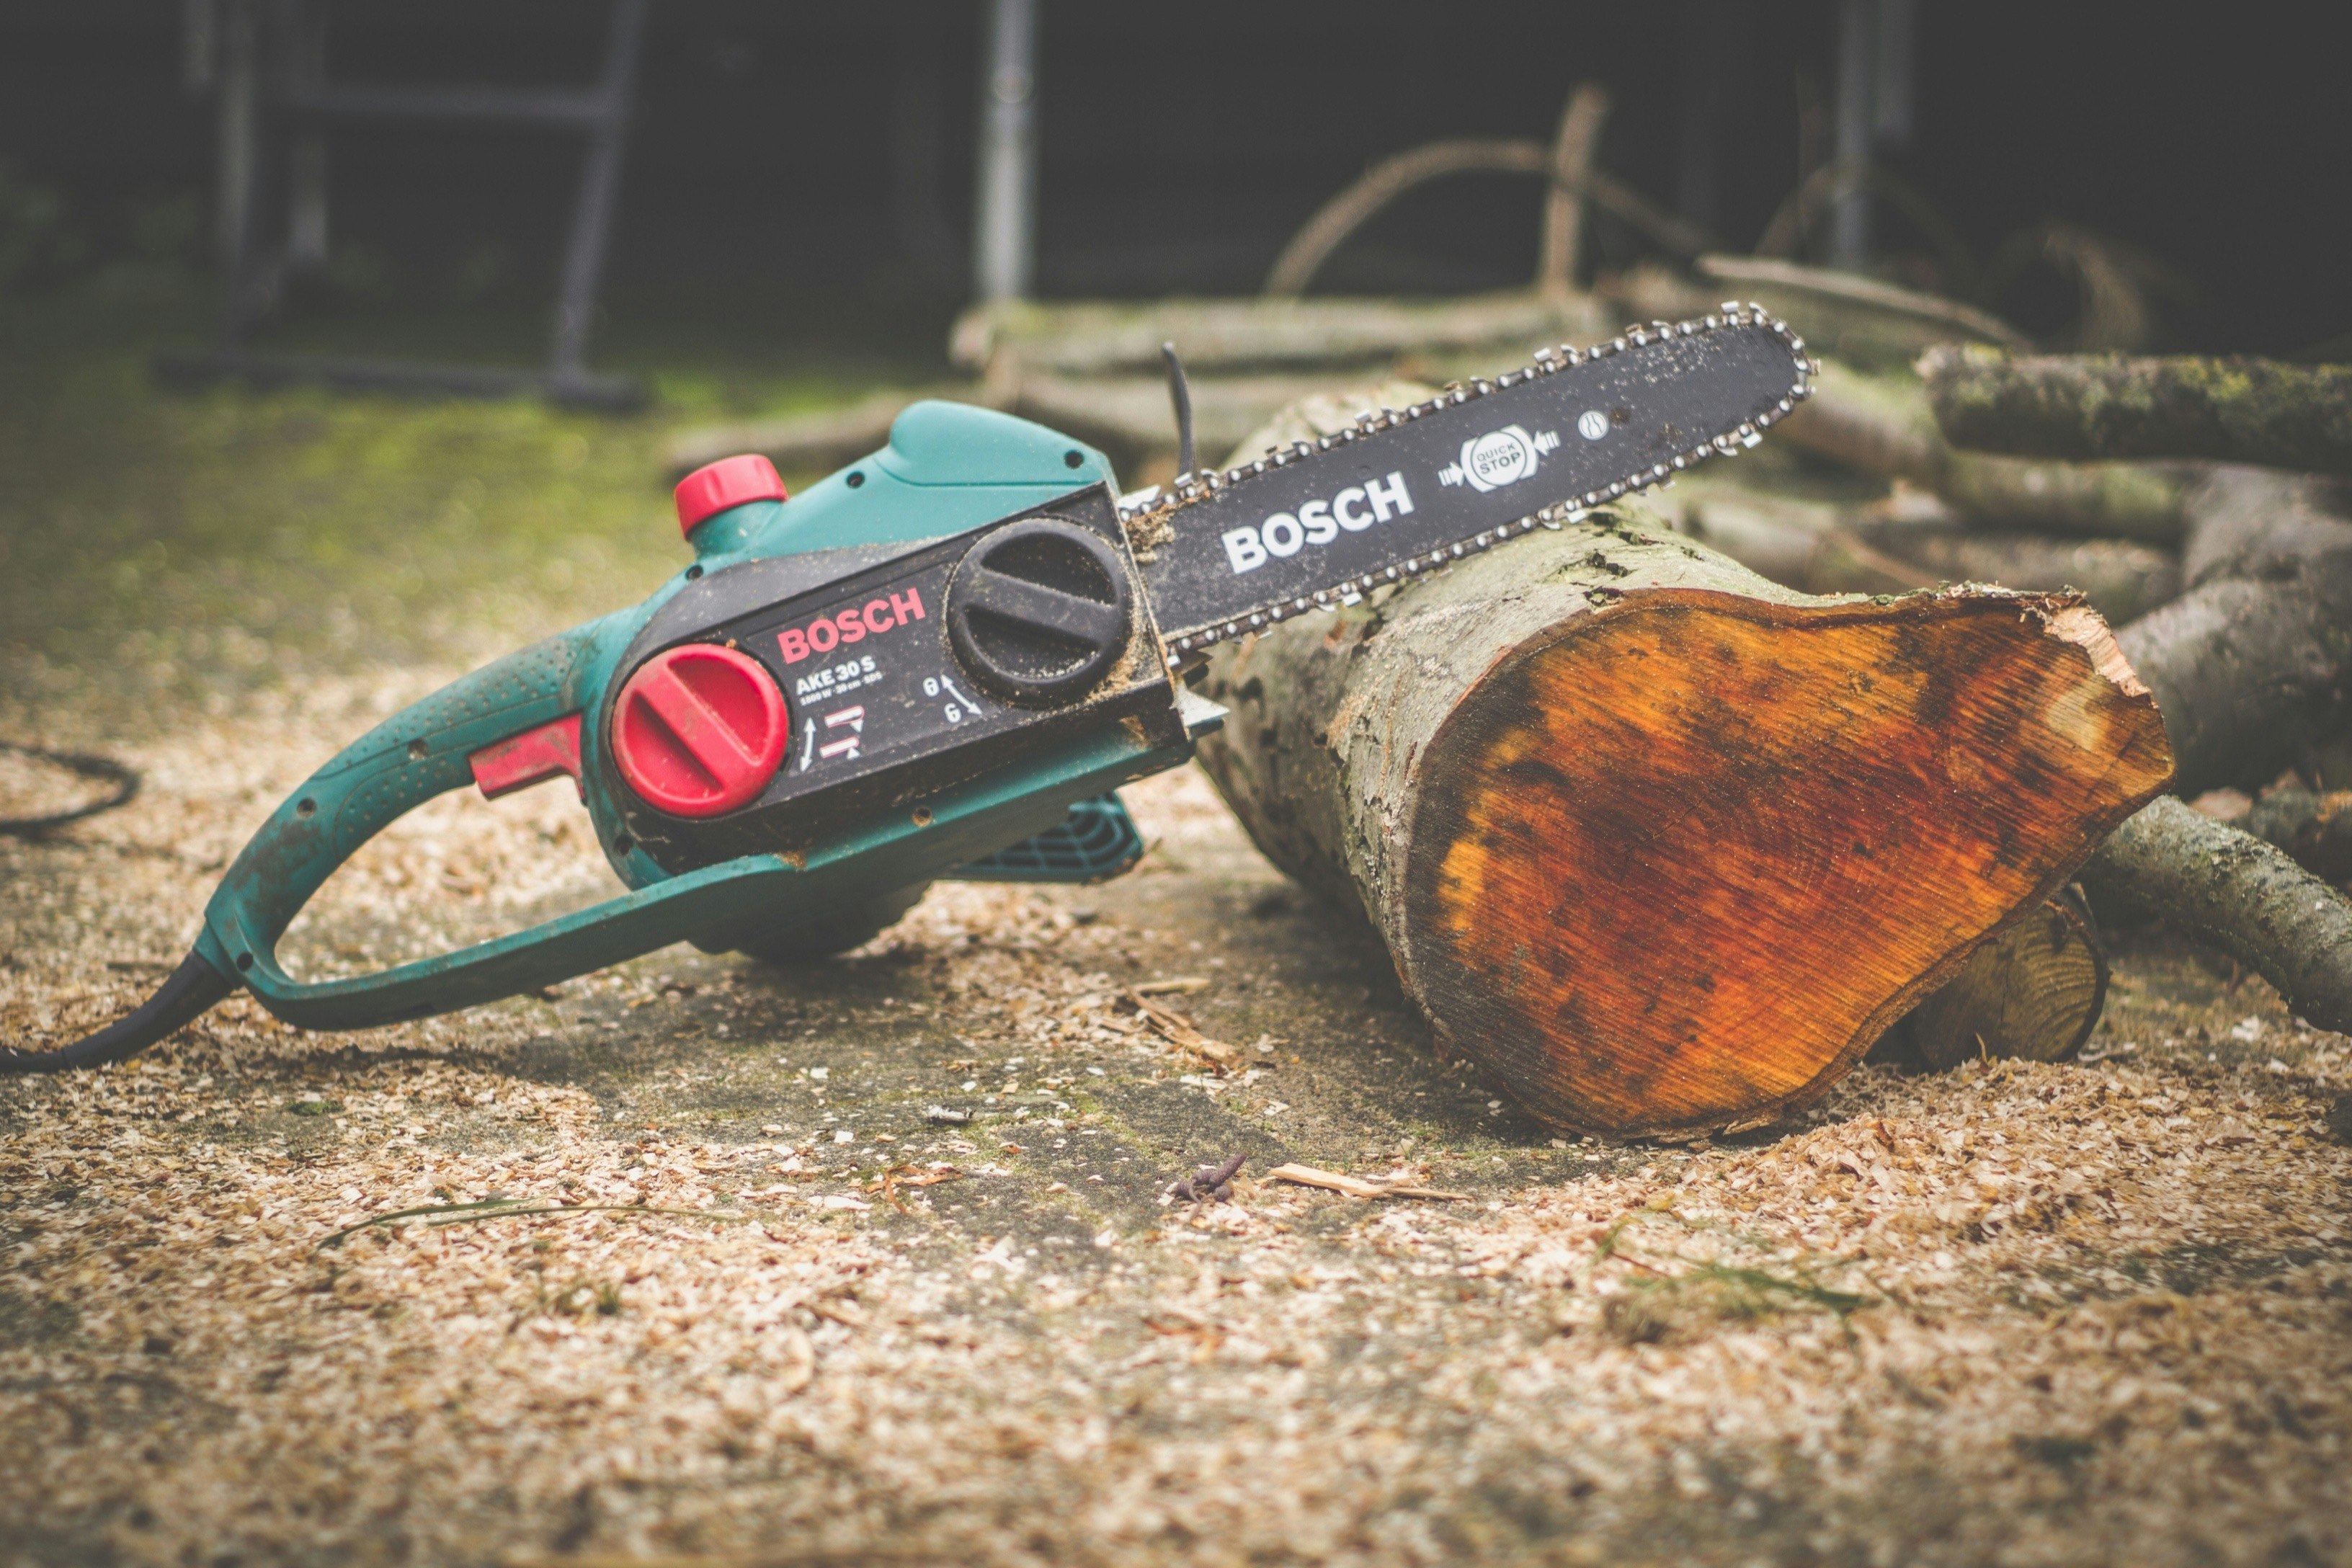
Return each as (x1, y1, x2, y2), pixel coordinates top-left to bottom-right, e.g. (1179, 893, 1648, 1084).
(1396, 589, 2172, 1137)
(1908, 889, 2108, 1070)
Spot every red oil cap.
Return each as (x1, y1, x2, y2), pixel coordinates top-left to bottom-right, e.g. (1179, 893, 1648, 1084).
(673, 453, 788, 539)
(610, 644, 788, 817)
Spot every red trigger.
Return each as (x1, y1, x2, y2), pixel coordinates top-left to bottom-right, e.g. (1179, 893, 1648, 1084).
(468, 713, 585, 801)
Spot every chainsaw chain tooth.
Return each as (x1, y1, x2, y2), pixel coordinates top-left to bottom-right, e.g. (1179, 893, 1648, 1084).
(1141, 306, 1812, 657)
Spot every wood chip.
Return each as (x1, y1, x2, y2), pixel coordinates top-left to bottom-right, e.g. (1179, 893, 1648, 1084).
(1131, 976, 1212, 995)
(1121, 989, 1237, 1067)
(1264, 1162, 1471, 1201)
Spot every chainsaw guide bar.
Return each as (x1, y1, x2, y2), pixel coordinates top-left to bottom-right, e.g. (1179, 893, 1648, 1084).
(1123, 303, 1814, 654)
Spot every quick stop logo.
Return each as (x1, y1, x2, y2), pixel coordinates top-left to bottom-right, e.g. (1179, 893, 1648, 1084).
(775, 586, 927, 663)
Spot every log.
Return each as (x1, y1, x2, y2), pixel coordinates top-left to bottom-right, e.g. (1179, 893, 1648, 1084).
(1859, 527, 2181, 626)
(2080, 798, 2352, 1035)
(1664, 487, 1934, 597)
(1606, 256, 2027, 375)
(2112, 468, 2352, 796)
(1699, 257, 2031, 350)
(1920, 345, 2352, 474)
(2240, 788, 2352, 885)
(1905, 888, 2108, 1070)
(1778, 361, 2192, 543)
(1667, 485, 2182, 623)
(948, 291, 1613, 378)
(2173, 464, 2352, 585)
(1192, 391, 2173, 1137)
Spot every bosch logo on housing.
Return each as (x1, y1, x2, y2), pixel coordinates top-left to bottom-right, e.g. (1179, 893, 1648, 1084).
(1220, 471, 1415, 575)
(774, 587, 927, 664)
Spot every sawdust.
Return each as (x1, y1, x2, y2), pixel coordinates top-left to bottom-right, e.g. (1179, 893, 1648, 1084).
(3, 666, 2351, 1567)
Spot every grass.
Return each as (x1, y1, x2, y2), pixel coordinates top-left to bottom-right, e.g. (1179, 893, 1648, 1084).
(316, 1195, 775, 1252)
(1591, 1200, 1876, 1343)
(0, 275, 950, 722)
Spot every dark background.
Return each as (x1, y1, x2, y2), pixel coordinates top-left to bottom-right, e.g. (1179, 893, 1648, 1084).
(1, 0, 2346, 360)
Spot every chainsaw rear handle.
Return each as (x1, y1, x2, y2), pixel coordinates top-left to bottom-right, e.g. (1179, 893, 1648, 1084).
(6, 625, 605, 1072)
(9, 618, 1191, 1069)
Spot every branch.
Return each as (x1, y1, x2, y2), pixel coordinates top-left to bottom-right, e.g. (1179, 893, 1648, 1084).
(1922, 345, 2352, 474)
(2081, 798, 2352, 1034)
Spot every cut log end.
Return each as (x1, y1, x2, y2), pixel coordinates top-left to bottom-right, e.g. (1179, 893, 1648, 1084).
(1906, 889, 2109, 1071)
(1390, 588, 2172, 1137)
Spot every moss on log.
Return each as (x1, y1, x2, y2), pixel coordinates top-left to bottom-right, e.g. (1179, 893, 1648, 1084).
(1921, 346, 2352, 474)
(1192, 392, 2173, 1137)
(1778, 362, 2191, 543)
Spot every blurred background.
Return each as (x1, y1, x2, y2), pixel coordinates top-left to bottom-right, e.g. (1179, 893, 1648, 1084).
(9, 1, 2349, 362)
(1, 0, 2346, 716)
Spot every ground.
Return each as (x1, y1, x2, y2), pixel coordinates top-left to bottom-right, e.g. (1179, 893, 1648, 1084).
(2, 291, 2349, 1568)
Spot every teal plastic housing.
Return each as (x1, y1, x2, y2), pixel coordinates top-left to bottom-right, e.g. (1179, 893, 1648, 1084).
(192, 402, 1204, 1030)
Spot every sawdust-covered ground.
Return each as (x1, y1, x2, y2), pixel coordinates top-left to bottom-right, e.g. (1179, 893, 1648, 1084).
(6, 667, 2351, 1568)
(4, 308, 2351, 1568)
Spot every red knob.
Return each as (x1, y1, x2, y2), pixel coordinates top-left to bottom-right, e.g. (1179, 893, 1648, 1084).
(673, 454, 788, 539)
(610, 644, 788, 818)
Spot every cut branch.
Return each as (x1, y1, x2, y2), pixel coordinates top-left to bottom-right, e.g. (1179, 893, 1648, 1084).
(1259, 86, 1706, 300)
(1905, 890, 2108, 1070)
(2081, 798, 2352, 1034)
(1536, 84, 1611, 297)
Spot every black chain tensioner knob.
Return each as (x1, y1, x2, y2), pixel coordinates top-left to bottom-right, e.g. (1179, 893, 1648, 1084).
(944, 518, 1134, 706)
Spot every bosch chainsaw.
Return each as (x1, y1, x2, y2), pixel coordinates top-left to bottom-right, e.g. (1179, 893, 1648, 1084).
(7, 306, 1811, 1074)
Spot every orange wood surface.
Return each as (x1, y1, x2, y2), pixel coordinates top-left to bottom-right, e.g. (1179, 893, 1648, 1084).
(1405, 590, 2173, 1136)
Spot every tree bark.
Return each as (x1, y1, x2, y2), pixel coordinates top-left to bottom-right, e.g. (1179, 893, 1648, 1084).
(1920, 346, 2352, 474)
(2080, 798, 2352, 1035)
(1193, 393, 2173, 1138)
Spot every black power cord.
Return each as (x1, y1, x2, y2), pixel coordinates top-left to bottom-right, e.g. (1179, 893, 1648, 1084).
(0, 741, 232, 1073)
(0, 739, 140, 837)
(1161, 340, 1196, 481)
(0, 950, 235, 1075)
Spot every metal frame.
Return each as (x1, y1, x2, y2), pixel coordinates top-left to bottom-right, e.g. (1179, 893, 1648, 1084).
(159, 0, 649, 410)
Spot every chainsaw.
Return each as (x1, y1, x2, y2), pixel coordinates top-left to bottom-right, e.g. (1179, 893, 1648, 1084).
(8, 306, 1811, 1073)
